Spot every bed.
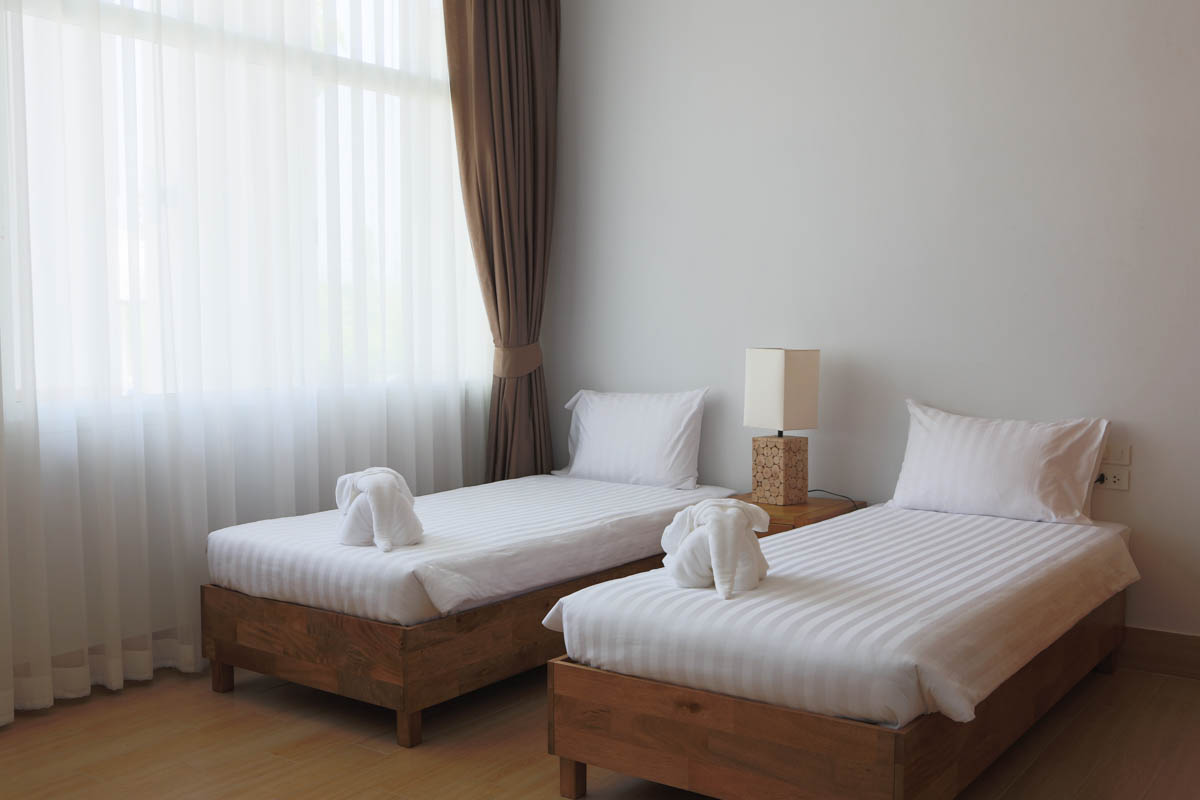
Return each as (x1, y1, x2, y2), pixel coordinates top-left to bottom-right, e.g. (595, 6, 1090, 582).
(544, 504, 1139, 799)
(201, 474, 732, 746)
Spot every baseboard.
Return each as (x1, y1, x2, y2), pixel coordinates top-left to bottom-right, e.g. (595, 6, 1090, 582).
(1119, 626, 1200, 680)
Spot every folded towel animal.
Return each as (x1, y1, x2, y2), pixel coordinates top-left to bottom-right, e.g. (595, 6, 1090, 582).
(335, 467, 423, 551)
(662, 498, 771, 599)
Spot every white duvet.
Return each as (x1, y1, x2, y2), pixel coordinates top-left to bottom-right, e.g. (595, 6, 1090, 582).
(207, 475, 733, 626)
(544, 505, 1139, 727)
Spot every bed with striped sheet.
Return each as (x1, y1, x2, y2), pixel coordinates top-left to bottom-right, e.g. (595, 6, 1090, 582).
(543, 504, 1138, 727)
(206, 475, 732, 626)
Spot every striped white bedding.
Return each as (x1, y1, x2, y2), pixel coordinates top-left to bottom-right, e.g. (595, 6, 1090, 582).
(206, 475, 733, 626)
(544, 505, 1139, 727)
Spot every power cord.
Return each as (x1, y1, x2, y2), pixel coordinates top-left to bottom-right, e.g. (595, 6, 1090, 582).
(809, 488, 863, 509)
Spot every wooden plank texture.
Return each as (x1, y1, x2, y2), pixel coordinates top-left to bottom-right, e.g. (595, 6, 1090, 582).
(550, 657, 895, 800)
(200, 552, 666, 746)
(201, 586, 407, 708)
(730, 494, 859, 536)
(3, 655, 1197, 799)
(547, 591, 1126, 800)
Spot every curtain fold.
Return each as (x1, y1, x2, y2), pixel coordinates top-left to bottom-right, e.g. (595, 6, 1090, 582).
(0, 0, 491, 726)
(443, 0, 559, 481)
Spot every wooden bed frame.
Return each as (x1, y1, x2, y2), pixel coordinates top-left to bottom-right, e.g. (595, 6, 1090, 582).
(201, 553, 663, 747)
(548, 591, 1125, 800)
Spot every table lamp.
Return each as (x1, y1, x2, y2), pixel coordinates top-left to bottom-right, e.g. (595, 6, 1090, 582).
(743, 348, 820, 505)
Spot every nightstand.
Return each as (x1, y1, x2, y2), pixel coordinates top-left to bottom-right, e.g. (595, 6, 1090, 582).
(732, 493, 861, 537)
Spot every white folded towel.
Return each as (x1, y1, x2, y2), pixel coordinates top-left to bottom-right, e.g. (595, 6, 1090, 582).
(336, 466, 395, 512)
(662, 498, 770, 599)
(335, 467, 423, 551)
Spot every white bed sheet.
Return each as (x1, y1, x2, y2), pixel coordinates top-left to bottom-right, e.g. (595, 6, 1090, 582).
(207, 475, 732, 626)
(544, 505, 1138, 727)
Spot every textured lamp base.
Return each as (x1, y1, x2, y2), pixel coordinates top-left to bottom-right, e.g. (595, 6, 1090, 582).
(752, 435, 808, 505)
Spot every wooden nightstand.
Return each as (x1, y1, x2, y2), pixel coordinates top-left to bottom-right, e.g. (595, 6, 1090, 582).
(732, 493, 861, 537)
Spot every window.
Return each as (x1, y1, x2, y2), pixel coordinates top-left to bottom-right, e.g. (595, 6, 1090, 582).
(4, 0, 490, 402)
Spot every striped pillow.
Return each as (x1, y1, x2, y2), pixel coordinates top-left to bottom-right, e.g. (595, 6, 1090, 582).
(552, 389, 708, 489)
(891, 400, 1109, 524)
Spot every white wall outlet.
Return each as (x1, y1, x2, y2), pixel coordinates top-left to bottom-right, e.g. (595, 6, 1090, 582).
(1097, 466, 1130, 491)
(1102, 442, 1131, 466)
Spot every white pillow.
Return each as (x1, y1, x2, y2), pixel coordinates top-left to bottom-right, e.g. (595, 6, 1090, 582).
(552, 389, 708, 489)
(891, 400, 1109, 524)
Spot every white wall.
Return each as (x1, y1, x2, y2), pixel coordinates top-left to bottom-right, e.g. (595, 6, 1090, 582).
(544, 0, 1200, 634)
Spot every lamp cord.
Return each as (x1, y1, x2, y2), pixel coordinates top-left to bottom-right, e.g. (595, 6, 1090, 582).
(809, 488, 863, 509)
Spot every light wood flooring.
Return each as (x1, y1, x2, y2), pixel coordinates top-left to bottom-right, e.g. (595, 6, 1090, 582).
(1, 665, 1197, 799)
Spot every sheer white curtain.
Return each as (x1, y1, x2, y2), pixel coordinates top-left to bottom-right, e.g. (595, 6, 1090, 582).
(0, 0, 492, 724)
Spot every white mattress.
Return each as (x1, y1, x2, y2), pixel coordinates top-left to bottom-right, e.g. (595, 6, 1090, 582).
(544, 505, 1139, 727)
(207, 475, 732, 626)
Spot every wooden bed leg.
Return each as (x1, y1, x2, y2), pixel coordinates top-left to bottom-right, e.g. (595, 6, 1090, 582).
(211, 661, 234, 693)
(560, 757, 586, 798)
(1095, 651, 1117, 674)
(397, 709, 422, 748)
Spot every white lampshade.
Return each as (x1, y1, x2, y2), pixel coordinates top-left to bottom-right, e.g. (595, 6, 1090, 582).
(743, 348, 820, 432)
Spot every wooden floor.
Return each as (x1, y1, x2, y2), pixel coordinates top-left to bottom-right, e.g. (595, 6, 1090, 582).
(1, 665, 1197, 799)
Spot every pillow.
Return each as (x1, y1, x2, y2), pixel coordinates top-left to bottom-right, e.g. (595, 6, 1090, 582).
(891, 400, 1109, 524)
(552, 389, 708, 489)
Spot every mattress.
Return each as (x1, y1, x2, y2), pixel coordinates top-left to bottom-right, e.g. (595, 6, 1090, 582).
(544, 505, 1139, 727)
(207, 475, 733, 626)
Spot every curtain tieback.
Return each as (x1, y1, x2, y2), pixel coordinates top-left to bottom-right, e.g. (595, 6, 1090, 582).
(493, 341, 543, 379)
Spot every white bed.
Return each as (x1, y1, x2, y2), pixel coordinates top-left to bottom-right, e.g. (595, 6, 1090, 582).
(544, 504, 1139, 728)
(207, 475, 733, 626)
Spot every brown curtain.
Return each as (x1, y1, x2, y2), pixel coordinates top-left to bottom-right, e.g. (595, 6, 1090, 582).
(444, 0, 560, 482)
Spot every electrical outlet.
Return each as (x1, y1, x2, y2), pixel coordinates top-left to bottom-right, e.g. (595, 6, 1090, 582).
(1102, 442, 1131, 466)
(1097, 467, 1130, 491)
